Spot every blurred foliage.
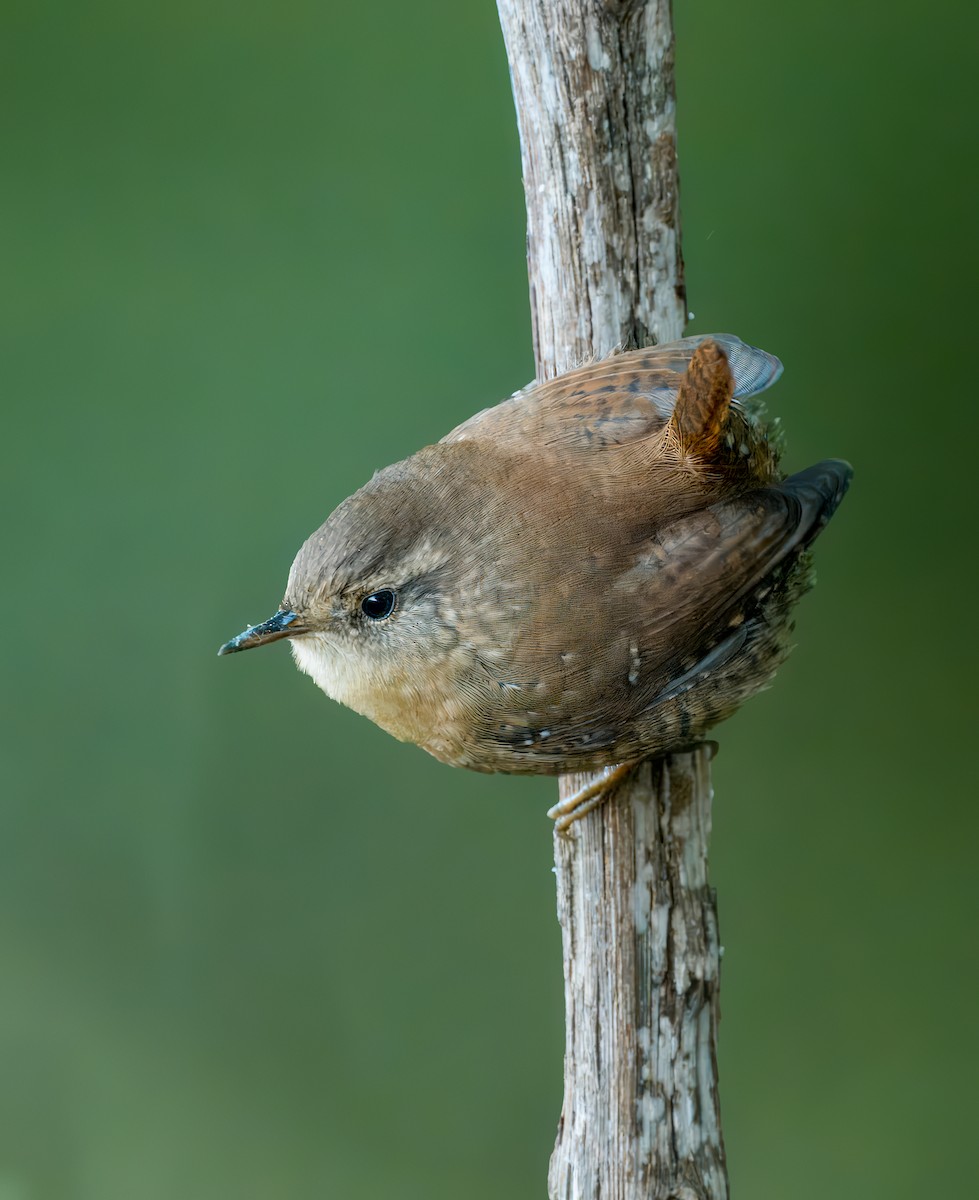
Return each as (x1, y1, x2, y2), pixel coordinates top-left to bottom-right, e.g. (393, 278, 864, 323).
(1, 1, 975, 1197)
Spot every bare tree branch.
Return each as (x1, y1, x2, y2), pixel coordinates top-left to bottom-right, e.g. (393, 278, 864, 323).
(496, 3, 727, 1197)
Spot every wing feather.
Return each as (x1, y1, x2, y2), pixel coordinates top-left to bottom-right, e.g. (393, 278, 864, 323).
(441, 334, 782, 451)
(635, 462, 849, 641)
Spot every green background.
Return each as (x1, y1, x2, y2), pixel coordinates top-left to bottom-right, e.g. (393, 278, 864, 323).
(3, 2, 975, 1197)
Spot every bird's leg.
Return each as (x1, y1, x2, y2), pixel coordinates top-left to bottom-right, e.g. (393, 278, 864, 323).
(546, 743, 719, 831)
(546, 762, 638, 832)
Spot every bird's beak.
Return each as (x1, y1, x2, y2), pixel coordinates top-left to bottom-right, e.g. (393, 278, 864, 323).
(217, 609, 307, 656)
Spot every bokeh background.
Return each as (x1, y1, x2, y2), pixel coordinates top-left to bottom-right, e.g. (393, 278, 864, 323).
(3, 2, 975, 1197)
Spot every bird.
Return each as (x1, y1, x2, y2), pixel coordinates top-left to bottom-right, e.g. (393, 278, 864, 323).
(219, 334, 851, 827)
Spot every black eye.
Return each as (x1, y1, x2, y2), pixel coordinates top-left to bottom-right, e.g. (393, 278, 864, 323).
(360, 589, 398, 621)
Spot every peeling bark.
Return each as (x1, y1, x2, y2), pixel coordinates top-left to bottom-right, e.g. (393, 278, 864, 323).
(496, 3, 727, 1197)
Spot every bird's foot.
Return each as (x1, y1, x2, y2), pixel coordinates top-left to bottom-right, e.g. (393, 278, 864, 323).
(546, 762, 638, 832)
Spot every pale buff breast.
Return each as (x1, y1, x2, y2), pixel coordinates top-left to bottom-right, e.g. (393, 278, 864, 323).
(290, 632, 489, 770)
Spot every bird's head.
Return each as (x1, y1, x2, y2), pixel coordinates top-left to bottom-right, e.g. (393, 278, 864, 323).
(217, 446, 495, 745)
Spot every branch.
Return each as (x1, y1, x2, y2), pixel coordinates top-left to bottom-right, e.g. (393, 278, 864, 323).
(496, 3, 727, 1197)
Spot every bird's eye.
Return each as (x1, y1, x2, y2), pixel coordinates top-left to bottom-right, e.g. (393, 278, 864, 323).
(360, 589, 398, 621)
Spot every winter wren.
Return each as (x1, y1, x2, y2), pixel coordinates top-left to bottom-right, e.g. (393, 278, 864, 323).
(219, 335, 851, 826)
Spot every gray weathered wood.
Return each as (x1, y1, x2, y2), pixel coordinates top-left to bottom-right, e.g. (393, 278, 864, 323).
(496, 3, 727, 1197)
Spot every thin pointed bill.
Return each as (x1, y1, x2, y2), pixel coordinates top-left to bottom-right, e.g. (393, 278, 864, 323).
(218, 609, 306, 656)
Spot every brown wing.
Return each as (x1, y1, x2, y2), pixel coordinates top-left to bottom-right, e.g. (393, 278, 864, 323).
(620, 459, 852, 749)
(483, 460, 851, 771)
(630, 461, 851, 658)
(441, 333, 782, 455)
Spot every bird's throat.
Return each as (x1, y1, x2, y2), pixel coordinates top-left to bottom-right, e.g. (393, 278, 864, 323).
(289, 633, 434, 749)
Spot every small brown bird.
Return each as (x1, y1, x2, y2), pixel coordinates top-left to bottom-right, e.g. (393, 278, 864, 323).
(220, 335, 850, 825)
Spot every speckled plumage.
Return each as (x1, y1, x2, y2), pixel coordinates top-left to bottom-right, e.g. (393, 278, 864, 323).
(220, 335, 851, 777)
